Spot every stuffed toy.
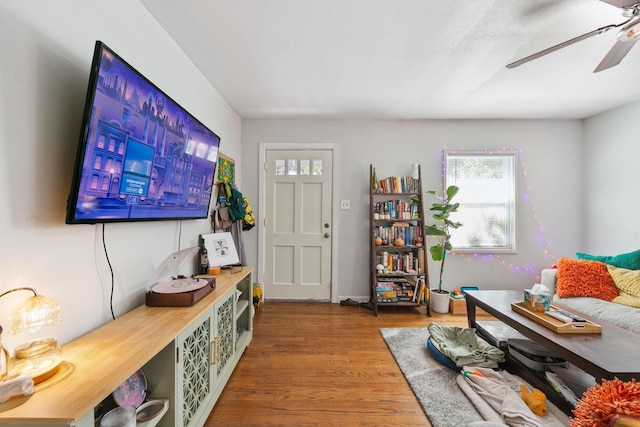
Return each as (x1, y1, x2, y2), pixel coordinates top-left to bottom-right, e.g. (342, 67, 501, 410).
(520, 384, 547, 417)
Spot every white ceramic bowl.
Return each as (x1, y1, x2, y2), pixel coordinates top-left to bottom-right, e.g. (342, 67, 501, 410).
(136, 399, 166, 422)
(100, 406, 135, 427)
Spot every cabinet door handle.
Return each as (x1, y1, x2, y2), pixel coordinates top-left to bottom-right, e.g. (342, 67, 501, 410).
(209, 337, 216, 365)
(211, 335, 221, 365)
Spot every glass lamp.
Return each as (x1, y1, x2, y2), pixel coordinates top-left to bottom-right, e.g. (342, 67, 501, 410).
(0, 287, 61, 383)
(4, 289, 61, 334)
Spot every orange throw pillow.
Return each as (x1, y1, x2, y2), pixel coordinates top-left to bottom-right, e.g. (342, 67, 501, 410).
(556, 258, 619, 301)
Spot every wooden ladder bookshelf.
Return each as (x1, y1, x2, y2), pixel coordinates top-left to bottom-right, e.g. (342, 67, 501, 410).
(368, 164, 431, 316)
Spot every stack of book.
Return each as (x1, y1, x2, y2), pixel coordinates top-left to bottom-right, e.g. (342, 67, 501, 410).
(375, 248, 424, 274)
(376, 277, 426, 303)
(374, 224, 422, 245)
(372, 201, 418, 220)
(376, 176, 420, 193)
(549, 364, 594, 400)
(545, 371, 581, 407)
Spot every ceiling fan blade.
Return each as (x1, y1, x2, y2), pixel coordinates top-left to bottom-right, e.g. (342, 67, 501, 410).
(593, 38, 639, 71)
(506, 24, 617, 69)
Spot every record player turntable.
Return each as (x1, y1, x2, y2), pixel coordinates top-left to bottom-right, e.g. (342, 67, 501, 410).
(145, 247, 216, 307)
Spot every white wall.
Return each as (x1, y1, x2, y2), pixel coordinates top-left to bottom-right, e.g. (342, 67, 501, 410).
(0, 1, 242, 352)
(582, 101, 640, 253)
(241, 119, 584, 300)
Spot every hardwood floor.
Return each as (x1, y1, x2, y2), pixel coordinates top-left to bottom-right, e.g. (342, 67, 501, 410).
(205, 301, 477, 426)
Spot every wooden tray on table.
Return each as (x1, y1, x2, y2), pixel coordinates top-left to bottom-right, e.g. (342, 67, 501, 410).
(511, 302, 602, 334)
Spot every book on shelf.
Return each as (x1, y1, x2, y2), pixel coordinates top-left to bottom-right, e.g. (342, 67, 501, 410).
(376, 283, 395, 292)
(545, 371, 580, 407)
(412, 277, 425, 303)
(376, 280, 415, 303)
(411, 278, 420, 302)
(416, 247, 424, 273)
(549, 364, 595, 399)
(375, 250, 424, 274)
(373, 200, 419, 221)
(374, 225, 423, 246)
(418, 279, 428, 304)
(377, 276, 407, 282)
(376, 175, 420, 194)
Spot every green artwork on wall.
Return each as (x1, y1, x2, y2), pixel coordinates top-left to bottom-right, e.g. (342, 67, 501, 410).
(217, 153, 235, 184)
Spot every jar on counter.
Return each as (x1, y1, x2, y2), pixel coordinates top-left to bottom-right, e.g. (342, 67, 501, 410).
(9, 337, 61, 384)
(0, 326, 9, 381)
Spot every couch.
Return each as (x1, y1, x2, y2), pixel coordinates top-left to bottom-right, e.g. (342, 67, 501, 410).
(541, 267, 640, 334)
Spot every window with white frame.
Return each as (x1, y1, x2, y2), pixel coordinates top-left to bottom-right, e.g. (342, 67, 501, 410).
(444, 151, 516, 252)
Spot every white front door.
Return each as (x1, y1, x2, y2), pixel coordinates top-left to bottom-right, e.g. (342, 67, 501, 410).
(263, 149, 333, 300)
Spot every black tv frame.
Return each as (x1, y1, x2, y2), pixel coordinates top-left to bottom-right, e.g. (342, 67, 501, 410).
(66, 41, 221, 224)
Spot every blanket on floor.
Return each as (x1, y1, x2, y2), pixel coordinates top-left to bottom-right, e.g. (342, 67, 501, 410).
(458, 366, 568, 427)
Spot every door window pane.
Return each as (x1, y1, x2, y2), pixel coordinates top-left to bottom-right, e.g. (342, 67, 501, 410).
(312, 160, 323, 176)
(299, 159, 310, 176)
(274, 159, 285, 176)
(287, 159, 298, 175)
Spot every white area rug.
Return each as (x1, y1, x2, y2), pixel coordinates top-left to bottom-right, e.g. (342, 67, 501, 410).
(380, 327, 483, 426)
(380, 327, 569, 427)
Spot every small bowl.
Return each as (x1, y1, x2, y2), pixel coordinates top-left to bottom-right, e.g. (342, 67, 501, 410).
(101, 406, 136, 427)
(136, 399, 166, 422)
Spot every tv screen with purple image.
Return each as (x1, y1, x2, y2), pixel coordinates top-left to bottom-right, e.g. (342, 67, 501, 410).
(66, 41, 220, 224)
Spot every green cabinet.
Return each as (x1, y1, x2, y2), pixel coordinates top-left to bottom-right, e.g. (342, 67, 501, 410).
(144, 270, 254, 427)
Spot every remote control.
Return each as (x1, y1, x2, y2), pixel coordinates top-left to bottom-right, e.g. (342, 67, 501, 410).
(546, 311, 573, 323)
(555, 309, 587, 322)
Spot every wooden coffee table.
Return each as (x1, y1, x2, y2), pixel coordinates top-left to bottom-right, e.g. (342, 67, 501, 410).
(465, 290, 639, 413)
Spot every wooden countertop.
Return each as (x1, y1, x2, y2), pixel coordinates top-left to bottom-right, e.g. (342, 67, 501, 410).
(0, 267, 253, 425)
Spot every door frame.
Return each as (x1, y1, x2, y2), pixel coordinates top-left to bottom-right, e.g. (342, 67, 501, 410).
(258, 143, 340, 303)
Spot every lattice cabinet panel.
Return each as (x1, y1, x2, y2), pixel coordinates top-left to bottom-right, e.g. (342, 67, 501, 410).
(214, 291, 235, 378)
(177, 311, 213, 427)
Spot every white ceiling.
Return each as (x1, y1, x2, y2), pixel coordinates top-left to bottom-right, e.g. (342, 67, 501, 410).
(141, 0, 640, 120)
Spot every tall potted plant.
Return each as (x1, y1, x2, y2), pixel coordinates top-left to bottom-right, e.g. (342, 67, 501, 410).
(424, 185, 463, 313)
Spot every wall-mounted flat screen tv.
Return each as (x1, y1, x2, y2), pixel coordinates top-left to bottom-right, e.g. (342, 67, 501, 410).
(66, 41, 220, 224)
